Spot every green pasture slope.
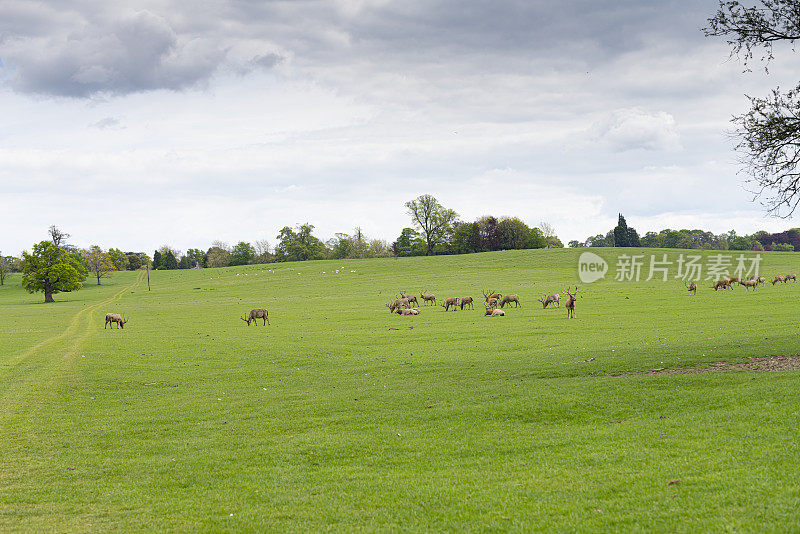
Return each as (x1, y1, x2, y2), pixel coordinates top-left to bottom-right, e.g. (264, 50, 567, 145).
(1, 248, 799, 531)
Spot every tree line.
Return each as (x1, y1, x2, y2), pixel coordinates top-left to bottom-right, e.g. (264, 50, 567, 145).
(569, 214, 800, 252)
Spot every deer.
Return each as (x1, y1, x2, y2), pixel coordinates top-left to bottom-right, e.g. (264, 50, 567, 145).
(482, 290, 502, 303)
(684, 281, 697, 295)
(397, 308, 420, 316)
(711, 279, 730, 291)
(104, 313, 128, 329)
(420, 292, 436, 306)
(401, 293, 418, 306)
(498, 294, 520, 308)
(387, 297, 410, 313)
(564, 286, 578, 319)
(484, 306, 505, 317)
(771, 276, 784, 285)
(756, 276, 766, 285)
(785, 274, 796, 282)
(460, 296, 474, 310)
(538, 293, 560, 308)
(728, 276, 740, 286)
(441, 297, 459, 311)
(241, 308, 269, 326)
(739, 279, 758, 290)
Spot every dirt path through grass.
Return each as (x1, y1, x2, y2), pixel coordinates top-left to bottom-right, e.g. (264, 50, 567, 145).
(0, 271, 145, 418)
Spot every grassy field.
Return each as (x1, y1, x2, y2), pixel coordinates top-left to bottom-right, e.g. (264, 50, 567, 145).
(1, 248, 799, 532)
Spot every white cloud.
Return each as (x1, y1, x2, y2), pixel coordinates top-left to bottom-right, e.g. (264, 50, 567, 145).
(591, 107, 681, 152)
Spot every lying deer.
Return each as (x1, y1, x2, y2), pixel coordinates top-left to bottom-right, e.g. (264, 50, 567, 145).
(442, 297, 459, 311)
(499, 294, 520, 308)
(684, 281, 697, 295)
(397, 308, 420, 316)
(105, 313, 128, 329)
(420, 292, 436, 306)
(564, 286, 577, 319)
(484, 307, 505, 317)
(460, 296, 474, 310)
(538, 293, 560, 308)
(241, 308, 269, 326)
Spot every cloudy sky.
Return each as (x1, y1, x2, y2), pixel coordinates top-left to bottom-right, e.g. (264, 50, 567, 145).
(1, 0, 797, 256)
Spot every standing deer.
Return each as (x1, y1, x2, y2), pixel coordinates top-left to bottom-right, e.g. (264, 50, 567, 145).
(712, 279, 730, 291)
(482, 290, 502, 303)
(104, 313, 128, 329)
(441, 297, 459, 311)
(241, 308, 270, 325)
(499, 294, 520, 308)
(771, 276, 784, 285)
(538, 294, 560, 308)
(756, 276, 766, 285)
(420, 292, 436, 306)
(684, 281, 697, 295)
(401, 293, 418, 306)
(785, 274, 796, 282)
(739, 279, 758, 290)
(387, 297, 410, 313)
(564, 287, 578, 319)
(460, 296, 474, 310)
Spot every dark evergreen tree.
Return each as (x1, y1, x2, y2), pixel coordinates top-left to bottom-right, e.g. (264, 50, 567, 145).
(152, 250, 163, 270)
(162, 251, 178, 270)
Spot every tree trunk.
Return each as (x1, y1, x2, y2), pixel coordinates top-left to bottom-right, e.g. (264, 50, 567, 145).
(44, 289, 55, 303)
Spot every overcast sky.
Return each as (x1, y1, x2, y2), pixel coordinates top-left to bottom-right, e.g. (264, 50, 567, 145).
(1, 0, 797, 256)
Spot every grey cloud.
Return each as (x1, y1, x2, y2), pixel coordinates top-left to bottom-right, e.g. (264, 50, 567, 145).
(1, 10, 225, 97)
(90, 116, 122, 129)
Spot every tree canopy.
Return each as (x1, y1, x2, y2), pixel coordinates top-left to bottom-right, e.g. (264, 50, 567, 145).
(405, 195, 458, 256)
(83, 245, 115, 285)
(22, 241, 85, 302)
(705, 0, 800, 215)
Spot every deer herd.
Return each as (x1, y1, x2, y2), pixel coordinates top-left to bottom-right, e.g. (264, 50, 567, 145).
(102, 268, 796, 330)
(703, 273, 795, 293)
(383, 288, 581, 319)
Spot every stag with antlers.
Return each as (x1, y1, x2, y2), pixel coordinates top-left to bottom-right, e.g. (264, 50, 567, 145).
(684, 281, 697, 295)
(564, 286, 578, 319)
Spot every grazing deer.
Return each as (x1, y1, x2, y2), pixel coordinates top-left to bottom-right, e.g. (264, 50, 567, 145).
(387, 297, 410, 313)
(756, 276, 766, 285)
(104, 313, 128, 329)
(538, 293, 560, 308)
(739, 279, 758, 290)
(499, 294, 520, 308)
(484, 307, 505, 317)
(712, 279, 730, 291)
(771, 276, 784, 285)
(460, 296, 474, 310)
(482, 290, 502, 303)
(684, 281, 697, 295)
(486, 297, 499, 309)
(564, 287, 578, 319)
(441, 297, 459, 311)
(420, 292, 436, 306)
(401, 293, 418, 306)
(728, 276, 740, 286)
(241, 308, 270, 326)
(785, 274, 796, 282)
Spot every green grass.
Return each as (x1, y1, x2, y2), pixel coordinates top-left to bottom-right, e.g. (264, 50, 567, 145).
(1, 248, 799, 532)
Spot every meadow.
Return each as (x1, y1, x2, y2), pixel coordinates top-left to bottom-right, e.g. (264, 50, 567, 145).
(1, 248, 799, 532)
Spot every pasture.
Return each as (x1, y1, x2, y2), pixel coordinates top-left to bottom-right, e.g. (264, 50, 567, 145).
(1, 248, 799, 531)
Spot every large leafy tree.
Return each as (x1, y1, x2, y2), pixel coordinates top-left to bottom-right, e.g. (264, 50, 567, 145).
(405, 195, 458, 256)
(107, 248, 128, 270)
(22, 241, 84, 302)
(705, 0, 800, 215)
(230, 242, 256, 266)
(83, 245, 115, 285)
(275, 224, 326, 262)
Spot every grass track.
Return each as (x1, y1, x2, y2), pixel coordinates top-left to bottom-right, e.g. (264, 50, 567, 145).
(0, 249, 799, 531)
